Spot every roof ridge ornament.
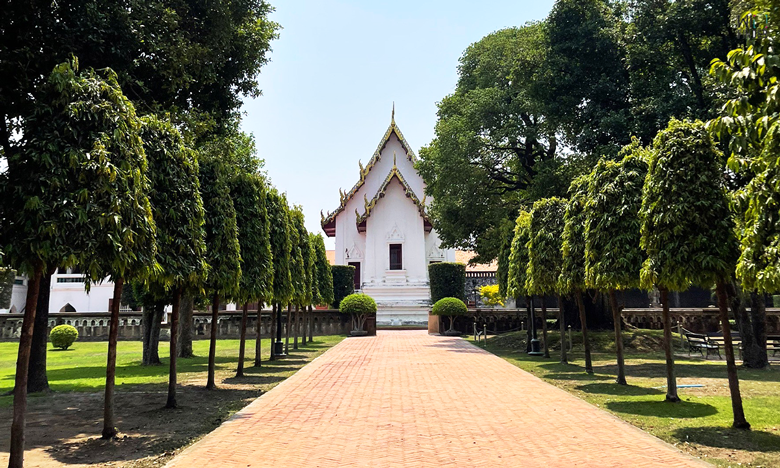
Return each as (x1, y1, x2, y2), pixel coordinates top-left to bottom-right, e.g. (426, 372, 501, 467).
(392, 102, 395, 123)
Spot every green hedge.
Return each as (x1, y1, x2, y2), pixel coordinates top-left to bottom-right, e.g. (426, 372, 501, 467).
(50, 324, 79, 350)
(429, 262, 466, 303)
(331, 264, 355, 309)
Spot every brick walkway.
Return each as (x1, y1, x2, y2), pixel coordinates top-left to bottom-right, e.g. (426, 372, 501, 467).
(166, 331, 709, 468)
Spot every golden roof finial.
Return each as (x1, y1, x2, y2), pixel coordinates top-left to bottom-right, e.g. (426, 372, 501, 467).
(391, 102, 395, 123)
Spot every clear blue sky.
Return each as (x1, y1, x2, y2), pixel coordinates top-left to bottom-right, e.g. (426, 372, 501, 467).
(241, 0, 555, 248)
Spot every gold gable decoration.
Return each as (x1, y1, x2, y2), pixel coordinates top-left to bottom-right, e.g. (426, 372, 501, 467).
(354, 166, 431, 230)
(321, 114, 418, 229)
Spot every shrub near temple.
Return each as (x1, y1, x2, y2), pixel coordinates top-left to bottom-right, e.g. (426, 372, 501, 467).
(50, 325, 78, 350)
(339, 293, 376, 335)
(431, 297, 468, 335)
(428, 262, 466, 302)
(331, 265, 355, 308)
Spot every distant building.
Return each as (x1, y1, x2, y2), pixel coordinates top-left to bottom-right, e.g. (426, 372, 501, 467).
(321, 110, 455, 325)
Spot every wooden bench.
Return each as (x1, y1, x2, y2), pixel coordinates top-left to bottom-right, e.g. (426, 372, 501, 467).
(684, 333, 722, 358)
(767, 335, 780, 356)
(707, 334, 742, 360)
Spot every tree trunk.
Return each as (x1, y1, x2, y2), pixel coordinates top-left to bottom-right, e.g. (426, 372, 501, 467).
(525, 296, 533, 353)
(285, 304, 291, 354)
(574, 291, 593, 373)
(166, 288, 182, 409)
(557, 295, 567, 364)
(660, 288, 679, 402)
(254, 304, 263, 367)
(237, 302, 249, 377)
(28, 268, 54, 393)
(715, 282, 750, 429)
(9, 262, 43, 468)
(206, 293, 219, 390)
(541, 296, 549, 358)
(739, 292, 768, 369)
(608, 289, 627, 385)
(293, 305, 299, 350)
(269, 303, 276, 361)
(142, 305, 153, 365)
(142, 302, 163, 365)
(308, 305, 314, 343)
(102, 277, 124, 439)
(178, 295, 194, 358)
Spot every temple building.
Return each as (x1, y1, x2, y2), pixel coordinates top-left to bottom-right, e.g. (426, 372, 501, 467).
(321, 110, 455, 325)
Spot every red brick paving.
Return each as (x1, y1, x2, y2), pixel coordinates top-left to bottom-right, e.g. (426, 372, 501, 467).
(166, 331, 710, 468)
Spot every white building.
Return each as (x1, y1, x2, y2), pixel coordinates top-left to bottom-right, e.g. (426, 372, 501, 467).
(321, 111, 455, 325)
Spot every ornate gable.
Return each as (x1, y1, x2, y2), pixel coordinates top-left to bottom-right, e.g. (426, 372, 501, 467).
(321, 110, 418, 236)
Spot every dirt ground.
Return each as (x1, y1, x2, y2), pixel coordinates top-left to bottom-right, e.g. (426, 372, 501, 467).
(0, 353, 329, 468)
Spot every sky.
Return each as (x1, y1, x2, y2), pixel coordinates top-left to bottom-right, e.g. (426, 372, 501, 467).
(241, 0, 556, 248)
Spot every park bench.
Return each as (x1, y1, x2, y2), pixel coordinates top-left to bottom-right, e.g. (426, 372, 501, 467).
(766, 335, 780, 356)
(684, 332, 721, 358)
(707, 334, 742, 360)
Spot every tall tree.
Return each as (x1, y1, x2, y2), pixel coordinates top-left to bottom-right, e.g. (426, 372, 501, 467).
(198, 154, 242, 389)
(418, 24, 557, 262)
(525, 198, 568, 362)
(137, 114, 207, 408)
(311, 233, 333, 342)
(287, 206, 306, 352)
(231, 172, 273, 376)
(266, 189, 292, 359)
(585, 149, 647, 387)
(559, 175, 594, 374)
(639, 119, 748, 428)
(507, 211, 534, 351)
(1, 60, 156, 456)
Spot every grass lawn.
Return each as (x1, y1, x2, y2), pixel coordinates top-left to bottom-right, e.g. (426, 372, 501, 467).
(0, 335, 345, 468)
(472, 330, 780, 468)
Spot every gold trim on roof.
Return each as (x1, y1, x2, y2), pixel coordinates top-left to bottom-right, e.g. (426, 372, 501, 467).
(321, 115, 418, 229)
(355, 166, 430, 228)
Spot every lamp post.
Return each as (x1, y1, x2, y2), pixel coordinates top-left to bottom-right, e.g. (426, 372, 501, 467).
(274, 303, 286, 357)
(528, 296, 543, 355)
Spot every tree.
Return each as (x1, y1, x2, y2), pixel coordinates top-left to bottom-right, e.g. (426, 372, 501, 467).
(198, 154, 242, 390)
(559, 175, 594, 374)
(0, 0, 280, 154)
(266, 189, 292, 359)
(290, 207, 313, 350)
(639, 119, 748, 428)
(1, 59, 156, 454)
(418, 24, 557, 262)
(0, 267, 13, 309)
(137, 114, 207, 407)
(310, 233, 333, 342)
(286, 206, 306, 353)
(230, 171, 272, 377)
(585, 147, 648, 387)
(525, 198, 567, 362)
(507, 210, 534, 350)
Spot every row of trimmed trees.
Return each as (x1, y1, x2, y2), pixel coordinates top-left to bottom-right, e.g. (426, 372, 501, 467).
(506, 118, 752, 429)
(0, 59, 333, 467)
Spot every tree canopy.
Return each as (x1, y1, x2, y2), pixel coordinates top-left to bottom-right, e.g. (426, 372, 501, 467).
(640, 119, 737, 291)
(507, 211, 532, 299)
(311, 232, 333, 306)
(288, 206, 307, 306)
(559, 175, 590, 294)
(525, 198, 567, 295)
(266, 189, 293, 306)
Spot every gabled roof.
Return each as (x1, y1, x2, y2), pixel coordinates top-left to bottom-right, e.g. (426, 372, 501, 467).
(355, 158, 431, 233)
(321, 113, 417, 236)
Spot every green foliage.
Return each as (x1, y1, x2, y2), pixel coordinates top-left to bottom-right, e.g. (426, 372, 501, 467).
(331, 265, 355, 309)
(339, 293, 377, 316)
(586, 143, 648, 291)
(526, 198, 566, 295)
(198, 155, 241, 298)
(3, 59, 157, 282)
(479, 285, 504, 307)
(496, 219, 514, 297)
(428, 262, 466, 302)
(287, 206, 307, 306)
(417, 24, 557, 262)
(266, 189, 292, 305)
(0, 268, 14, 309)
(734, 122, 780, 293)
(559, 175, 590, 294)
(431, 297, 468, 317)
(507, 211, 532, 299)
(311, 233, 334, 306)
(230, 172, 273, 304)
(640, 119, 737, 291)
(296, 210, 315, 306)
(50, 325, 78, 350)
(138, 114, 207, 297)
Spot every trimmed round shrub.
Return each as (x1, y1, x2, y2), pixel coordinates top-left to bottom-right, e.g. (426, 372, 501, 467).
(431, 297, 468, 333)
(428, 262, 466, 302)
(50, 324, 79, 350)
(339, 293, 376, 333)
(331, 264, 356, 309)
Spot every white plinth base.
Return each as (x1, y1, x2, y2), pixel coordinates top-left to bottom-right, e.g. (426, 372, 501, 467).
(361, 284, 430, 326)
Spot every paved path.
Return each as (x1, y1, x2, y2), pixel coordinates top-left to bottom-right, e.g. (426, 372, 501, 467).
(166, 331, 709, 468)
